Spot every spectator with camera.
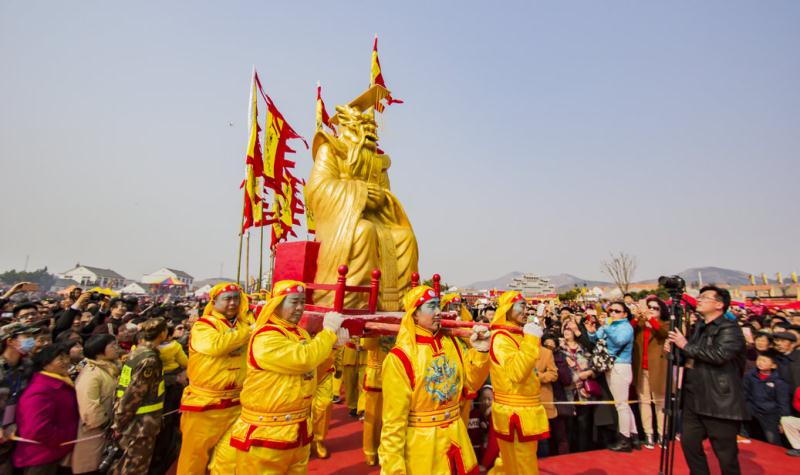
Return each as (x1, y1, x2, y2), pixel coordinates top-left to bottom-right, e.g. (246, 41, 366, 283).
(632, 296, 669, 449)
(560, 320, 597, 452)
(587, 300, 638, 452)
(666, 285, 746, 475)
(72, 334, 121, 474)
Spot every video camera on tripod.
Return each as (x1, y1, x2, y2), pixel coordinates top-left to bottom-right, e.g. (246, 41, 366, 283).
(657, 274, 685, 475)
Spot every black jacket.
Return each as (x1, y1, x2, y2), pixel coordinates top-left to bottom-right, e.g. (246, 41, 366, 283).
(680, 315, 747, 421)
(743, 369, 790, 419)
(777, 349, 800, 400)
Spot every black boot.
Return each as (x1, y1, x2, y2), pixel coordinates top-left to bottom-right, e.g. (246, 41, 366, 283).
(608, 434, 633, 453)
(631, 433, 642, 450)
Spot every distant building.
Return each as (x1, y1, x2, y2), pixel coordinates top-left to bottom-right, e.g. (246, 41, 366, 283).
(142, 268, 194, 287)
(507, 273, 556, 298)
(59, 264, 126, 289)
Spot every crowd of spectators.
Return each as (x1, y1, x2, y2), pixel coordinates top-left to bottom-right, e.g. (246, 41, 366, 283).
(464, 291, 800, 470)
(1, 280, 799, 474)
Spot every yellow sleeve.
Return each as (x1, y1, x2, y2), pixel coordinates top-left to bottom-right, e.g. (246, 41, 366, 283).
(252, 329, 337, 374)
(378, 353, 411, 475)
(493, 333, 540, 384)
(190, 320, 250, 357)
(174, 342, 188, 369)
(463, 348, 491, 394)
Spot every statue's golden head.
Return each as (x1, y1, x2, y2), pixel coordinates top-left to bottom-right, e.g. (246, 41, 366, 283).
(335, 105, 378, 152)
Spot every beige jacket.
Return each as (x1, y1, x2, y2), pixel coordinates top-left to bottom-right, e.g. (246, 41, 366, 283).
(71, 358, 120, 474)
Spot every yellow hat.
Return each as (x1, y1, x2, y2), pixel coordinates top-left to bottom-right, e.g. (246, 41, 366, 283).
(396, 285, 438, 356)
(440, 293, 472, 322)
(203, 282, 249, 322)
(491, 290, 526, 327)
(255, 280, 305, 327)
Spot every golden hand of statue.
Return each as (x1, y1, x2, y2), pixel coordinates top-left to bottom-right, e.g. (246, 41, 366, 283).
(365, 183, 386, 209)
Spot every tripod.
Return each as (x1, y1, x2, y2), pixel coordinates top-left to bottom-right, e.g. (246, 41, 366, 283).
(659, 289, 685, 475)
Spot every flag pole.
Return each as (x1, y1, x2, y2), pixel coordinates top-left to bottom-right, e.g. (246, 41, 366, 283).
(266, 247, 276, 291)
(235, 212, 245, 284)
(245, 231, 251, 292)
(258, 225, 264, 291)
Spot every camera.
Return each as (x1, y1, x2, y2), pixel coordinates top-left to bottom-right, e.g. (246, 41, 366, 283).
(88, 292, 105, 302)
(97, 440, 123, 472)
(658, 275, 686, 294)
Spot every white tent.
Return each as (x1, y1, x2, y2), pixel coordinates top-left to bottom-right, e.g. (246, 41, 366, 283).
(194, 284, 213, 298)
(119, 282, 148, 295)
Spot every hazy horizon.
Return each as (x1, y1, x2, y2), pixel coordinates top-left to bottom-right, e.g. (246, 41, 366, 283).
(2, 1, 798, 286)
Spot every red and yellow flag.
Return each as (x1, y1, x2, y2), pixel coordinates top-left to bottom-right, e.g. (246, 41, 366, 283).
(241, 71, 265, 232)
(262, 95, 308, 192)
(371, 35, 403, 109)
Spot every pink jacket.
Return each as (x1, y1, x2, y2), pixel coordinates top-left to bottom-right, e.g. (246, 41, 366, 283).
(12, 372, 79, 468)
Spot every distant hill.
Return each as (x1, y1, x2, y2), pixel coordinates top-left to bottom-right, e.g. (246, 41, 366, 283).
(464, 271, 523, 290)
(545, 273, 612, 292)
(464, 266, 769, 292)
(672, 266, 773, 286)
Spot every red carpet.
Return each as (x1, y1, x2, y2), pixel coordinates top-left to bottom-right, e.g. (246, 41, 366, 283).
(308, 404, 379, 474)
(537, 438, 797, 475)
(169, 404, 799, 474)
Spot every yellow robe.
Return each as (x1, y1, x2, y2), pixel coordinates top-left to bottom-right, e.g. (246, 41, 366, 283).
(342, 338, 367, 412)
(489, 329, 549, 475)
(379, 327, 490, 475)
(361, 336, 392, 460)
(230, 314, 337, 474)
(177, 312, 250, 475)
(311, 354, 335, 443)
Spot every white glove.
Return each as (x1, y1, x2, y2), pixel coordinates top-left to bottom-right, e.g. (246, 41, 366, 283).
(322, 311, 345, 333)
(523, 321, 544, 338)
(470, 325, 491, 352)
(335, 327, 350, 347)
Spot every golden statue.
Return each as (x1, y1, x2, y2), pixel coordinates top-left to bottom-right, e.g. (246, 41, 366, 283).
(307, 86, 418, 311)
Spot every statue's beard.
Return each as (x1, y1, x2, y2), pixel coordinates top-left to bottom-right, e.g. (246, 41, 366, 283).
(345, 133, 368, 167)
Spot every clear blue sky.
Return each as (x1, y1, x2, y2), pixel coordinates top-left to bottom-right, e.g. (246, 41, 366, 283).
(1, 1, 798, 286)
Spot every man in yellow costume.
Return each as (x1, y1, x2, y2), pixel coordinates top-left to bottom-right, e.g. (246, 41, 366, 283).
(310, 349, 335, 459)
(489, 290, 549, 475)
(440, 293, 477, 426)
(176, 282, 252, 474)
(379, 285, 491, 474)
(360, 335, 394, 466)
(307, 91, 418, 311)
(342, 336, 367, 417)
(229, 280, 347, 474)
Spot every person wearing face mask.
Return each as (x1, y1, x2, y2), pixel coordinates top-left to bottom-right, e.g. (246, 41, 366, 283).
(177, 283, 253, 475)
(378, 285, 491, 475)
(487, 290, 548, 475)
(72, 334, 121, 474)
(229, 280, 347, 474)
(0, 323, 40, 472)
(12, 343, 79, 474)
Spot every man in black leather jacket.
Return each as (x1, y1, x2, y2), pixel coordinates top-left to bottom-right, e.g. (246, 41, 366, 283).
(666, 285, 745, 475)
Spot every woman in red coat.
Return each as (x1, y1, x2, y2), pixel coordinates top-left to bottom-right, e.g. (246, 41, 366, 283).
(13, 343, 80, 474)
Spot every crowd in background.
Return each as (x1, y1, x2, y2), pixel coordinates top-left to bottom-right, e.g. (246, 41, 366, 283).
(463, 291, 800, 469)
(1, 280, 800, 474)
